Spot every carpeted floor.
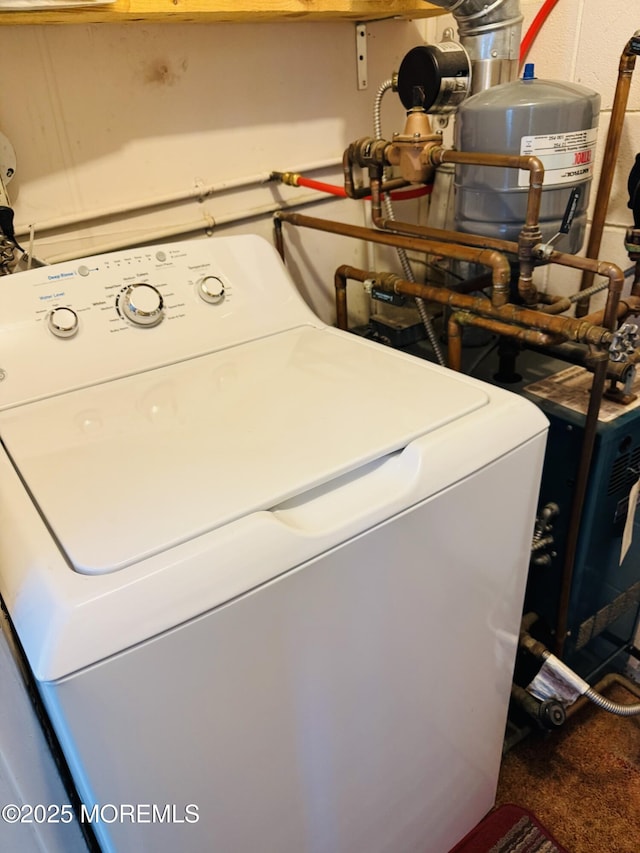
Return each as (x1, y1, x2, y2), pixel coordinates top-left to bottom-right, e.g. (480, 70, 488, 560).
(496, 681, 640, 853)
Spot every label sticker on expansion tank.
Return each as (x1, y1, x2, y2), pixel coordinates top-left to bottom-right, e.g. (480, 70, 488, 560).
(518, 127, 597, 186)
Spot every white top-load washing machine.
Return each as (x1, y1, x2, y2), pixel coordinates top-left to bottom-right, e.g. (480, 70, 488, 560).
(0, 234, 547, 853)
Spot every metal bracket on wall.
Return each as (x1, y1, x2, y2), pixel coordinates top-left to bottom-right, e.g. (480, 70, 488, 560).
(356, 23, 368, 90)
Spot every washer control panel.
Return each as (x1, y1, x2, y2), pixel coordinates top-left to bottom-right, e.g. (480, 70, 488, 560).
(116, 282, 165, 327)
(0, 236, 317, 409)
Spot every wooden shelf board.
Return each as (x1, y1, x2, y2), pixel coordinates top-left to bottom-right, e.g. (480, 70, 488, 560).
(0, 1, 446, 26)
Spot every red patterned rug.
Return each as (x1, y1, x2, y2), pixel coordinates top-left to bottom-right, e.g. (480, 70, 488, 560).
(449, 803, 569, 852)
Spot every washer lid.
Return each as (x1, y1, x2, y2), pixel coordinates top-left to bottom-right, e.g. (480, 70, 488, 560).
(0, 326, 489, 575)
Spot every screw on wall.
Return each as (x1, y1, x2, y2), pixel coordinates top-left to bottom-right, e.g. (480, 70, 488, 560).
(356, 23, 368, 91)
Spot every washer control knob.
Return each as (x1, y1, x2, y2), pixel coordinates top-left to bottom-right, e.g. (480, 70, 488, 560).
(48, 306, 79, 338)
(118, 283, 164, 327)
(197, 275, 225, 305)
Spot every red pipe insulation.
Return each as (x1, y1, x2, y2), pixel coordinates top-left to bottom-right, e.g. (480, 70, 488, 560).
(294, 176, 431, 201)
(520, 0, 560, 66)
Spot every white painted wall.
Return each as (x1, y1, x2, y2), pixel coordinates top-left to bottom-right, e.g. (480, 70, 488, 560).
(0, 18, 432, 325)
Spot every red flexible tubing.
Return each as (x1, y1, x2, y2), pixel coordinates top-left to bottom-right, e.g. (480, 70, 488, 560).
(295, 176, 432, 200)
(519, 0, 560, 66)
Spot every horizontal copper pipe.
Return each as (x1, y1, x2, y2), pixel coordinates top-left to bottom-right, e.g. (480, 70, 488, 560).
(543, 248, 624, 332)
(454, 311, 560, 347)
(539, 294, 640, 322)
(277, 211, 512, 306)
(333, 263, 614, 348)
(371, 214, 520, 255)
(279, 211, 624, 349)
(431, 148, 545, 231)
(368, 175, 520, 255)
(385, 274, 613, 346)
(447, 311, 559, 373)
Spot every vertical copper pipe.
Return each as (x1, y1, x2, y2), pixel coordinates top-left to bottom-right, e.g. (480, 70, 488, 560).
(554, 351, 609, 657)
(418, 147, 544, 304)
(334, 266, 358, 331)
(274, 215, 285, 261)
(632, 260, 640, 298)
(552, 255, 623, 657)
(576, 33, 640, 316)
(447, 314, 463, 371)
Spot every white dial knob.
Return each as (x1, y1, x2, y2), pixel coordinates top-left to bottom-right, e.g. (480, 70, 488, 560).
(48, 306, 79, 338)
(118, 283, 164, 327)
(197, 275, 225, 305)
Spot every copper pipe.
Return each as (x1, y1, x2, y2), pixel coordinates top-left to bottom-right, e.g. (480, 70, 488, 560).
(430, 149, 545, 231)
(371, 215, 519, 255)
(277, 211, 513, 307)
(554, 350, 609, 658)
(450, 272, 494, 294)
(334, 266, 360, 331)
(331, 262, 615, 349)
(539, 293, 640, 320)
(389, 276, 612, 345)
(280, 214, 617, 348)
(346, 138, 543, 301)
(369, 172, 507, 309)
(632, 259, 640, 297)
(342, 143, 409, 200)
(430, 148, 544, 305)
(454, 310, 561, 347)
(368, 176, 520, 255)
(583, 295, 640, 327)
(524, 340, 637, 384)
(576, 33, 640, 316)
(530, 268, 630, 659)
(274, 215, 285, 260)
(536, 254, 623, 657)
(539, 295, 572, 315)
(543, 249, 624, 332)
(447, 314, 464, 371)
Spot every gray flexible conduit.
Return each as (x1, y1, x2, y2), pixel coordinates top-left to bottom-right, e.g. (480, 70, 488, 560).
(373, 80, 446, 366)
(583, 687, 640, 717)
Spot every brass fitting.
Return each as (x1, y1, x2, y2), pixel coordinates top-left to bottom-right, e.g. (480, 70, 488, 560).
(277, 171, 301, 187)
(348, 137, 391, 168)
(385, 110, 441, 185)
(625, 227, 640, 259)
